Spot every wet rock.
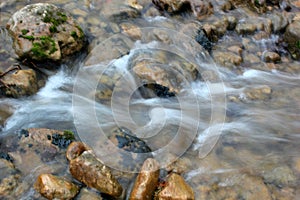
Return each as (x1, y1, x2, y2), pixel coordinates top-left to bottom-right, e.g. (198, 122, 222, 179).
(129, 49, 198, 97)
(66, 141, 90, 161)
(0, 69, 38, 98)
(283, 20, 300, 60)
(101, 0, 141, 22)
(0, 103, 13, 126)
(84, 34, 133, 65)
(6, 3, 85, 62)
(244, 85, 272, 101)
(34, 174, 79, 200)
(268, 12, 289, 33)
(262, 166, 297, 186)
(213, 51, 243, 68)
(0, 159, 20, 197)
(156, 173, 194, 200)
(235, 23, 257, 35)
(263, 51, 281, 62)
(121, 23, 142, 40)
(97, 127, 153, 172)
(129, 158, 160, 200)
(195, 28, 213, 52)
(152, 0, 213, 20)
(128, 0, 143, 10)
(15, 128, 74, 167)
(69, 150, 123, 197)
(77, 188, 103, 200)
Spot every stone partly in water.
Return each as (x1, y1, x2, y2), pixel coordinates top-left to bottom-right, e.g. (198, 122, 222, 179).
(34, 173, 79, 200)
(156, 173, 194, 200)
(69, 150, 123, 198)
(6, 3, 85, 62)
(66, 141, 90, 161)
(0, 69, 38, 98)
(129, 158, 160, 200)
(152, 0, 213, 20)
(284, 20, 300, 60)
(99, 127, 153, 172)
(0, 159, 20, 197)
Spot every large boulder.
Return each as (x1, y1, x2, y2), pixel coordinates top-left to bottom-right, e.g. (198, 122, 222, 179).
(6, 3, 85, 62)
(284, 20, 300, 60)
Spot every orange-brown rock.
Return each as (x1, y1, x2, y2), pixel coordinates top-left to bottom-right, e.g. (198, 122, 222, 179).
(34, 174, 79, 200)
(69, 150, 123, 197)
(66, 141, 90, 161)
(157, 173, 194, 200)
(129, 158, 160, 200)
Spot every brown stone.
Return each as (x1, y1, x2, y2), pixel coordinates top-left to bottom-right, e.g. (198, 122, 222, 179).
(129, 158, 160, 200)
(69, 150, 123, 197)
(263, 51, 281, 63)
(157, 173, 194, 200)
(1, 69, 38, 98)
(66, 141, 90, 161)
(213, 51, 243, 68)
(34, 174, 79, 200)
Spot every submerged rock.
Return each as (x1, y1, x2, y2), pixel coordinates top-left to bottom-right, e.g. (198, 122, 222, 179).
(0, 69, 38, 98)
(6, 3, 85, 62)
(99, 127, 153, 172)
(69, 150, 123, 198)
(0, 159, 20, 197)
(152, 0, 213, 20)
(129, 158, 160, 200)
(156, 173, 194, 200)
(34, 174, 79, 200)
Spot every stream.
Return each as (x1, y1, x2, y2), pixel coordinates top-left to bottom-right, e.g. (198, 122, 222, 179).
(0, 0, 300, 199)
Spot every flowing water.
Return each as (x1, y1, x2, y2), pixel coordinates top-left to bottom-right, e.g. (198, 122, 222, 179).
(0, 0, 300, 199)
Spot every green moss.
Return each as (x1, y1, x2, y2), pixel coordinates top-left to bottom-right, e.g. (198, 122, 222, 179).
(49, 25, 58, 33)
(296, 41, 300, 49)
(42, 11, 67, 27)
(75, 25, 84, 39)
(63, 130, 75, 140)
(30, 36, 57, 59)
(70, 31, 78, 39)
(20, 35, 35, 41)
(21, 29, 29, 35)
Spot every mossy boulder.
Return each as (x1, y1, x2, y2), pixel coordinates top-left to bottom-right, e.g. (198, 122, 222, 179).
(6, 3, 85, 62)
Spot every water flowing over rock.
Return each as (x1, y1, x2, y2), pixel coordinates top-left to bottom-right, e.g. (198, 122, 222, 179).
(0, 69, 38, 98)
(6, 3, 85, 62)
(34, 174, 79, 200)
(129, 158, 160, 200)
(69, 150, 123, 198)
(156, 173, 194, 200)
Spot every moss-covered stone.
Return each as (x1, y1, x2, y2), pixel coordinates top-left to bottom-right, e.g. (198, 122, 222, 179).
(31, 36, 57, 59)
